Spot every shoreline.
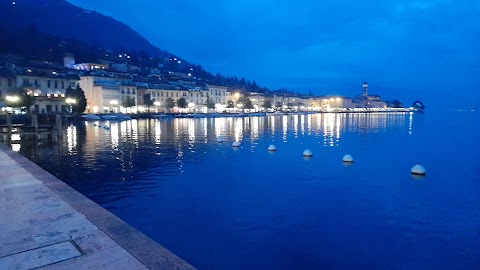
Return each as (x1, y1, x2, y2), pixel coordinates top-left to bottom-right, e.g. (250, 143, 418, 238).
(93, 109, 419, 120)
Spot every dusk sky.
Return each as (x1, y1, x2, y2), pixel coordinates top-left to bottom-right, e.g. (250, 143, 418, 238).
(67, 0, 480, 109)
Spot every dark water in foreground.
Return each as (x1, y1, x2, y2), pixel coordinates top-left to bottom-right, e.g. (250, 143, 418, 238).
(11, 112, 480, 269)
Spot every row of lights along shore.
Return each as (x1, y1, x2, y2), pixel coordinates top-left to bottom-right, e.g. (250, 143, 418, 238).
(216, 135, 426, 176)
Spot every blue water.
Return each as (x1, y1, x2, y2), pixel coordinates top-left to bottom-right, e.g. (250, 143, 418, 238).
(13, 111, 480, 269)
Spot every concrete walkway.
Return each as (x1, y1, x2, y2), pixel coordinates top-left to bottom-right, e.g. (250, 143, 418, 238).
(0, 144, 196, 270)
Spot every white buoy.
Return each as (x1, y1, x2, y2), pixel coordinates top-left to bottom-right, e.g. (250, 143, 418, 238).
(268, 145, 276, 151)
(216, 136, 223, 143)
(303, 149, 313, 157)
(411, 164, 426, 175)
(232, 141, 241, 147)
(343, 154, 354, 163)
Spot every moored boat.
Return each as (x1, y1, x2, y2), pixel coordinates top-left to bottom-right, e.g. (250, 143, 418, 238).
(100, 113, 132, 120)
(153, 114, 174, 119)
(82, 114, 101, 120)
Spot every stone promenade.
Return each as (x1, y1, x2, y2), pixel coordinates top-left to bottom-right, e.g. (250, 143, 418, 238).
(0, 143, 195, 270)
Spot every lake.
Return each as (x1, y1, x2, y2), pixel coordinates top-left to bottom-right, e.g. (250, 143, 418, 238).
(10, 111, 480, 269)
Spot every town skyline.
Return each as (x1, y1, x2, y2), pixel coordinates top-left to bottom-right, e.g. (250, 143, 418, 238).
(67, 0, 480, 110)
(1, 52, 406, 115)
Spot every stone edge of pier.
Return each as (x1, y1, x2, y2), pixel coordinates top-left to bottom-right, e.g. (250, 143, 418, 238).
(0, 143, 196, 270)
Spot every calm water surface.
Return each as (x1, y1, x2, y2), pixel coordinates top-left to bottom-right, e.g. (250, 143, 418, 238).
(11, 112, 480, 269)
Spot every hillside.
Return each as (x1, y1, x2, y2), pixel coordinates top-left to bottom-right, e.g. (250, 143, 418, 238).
(0, 0, 169, 57)
(0, 0, 276, 94)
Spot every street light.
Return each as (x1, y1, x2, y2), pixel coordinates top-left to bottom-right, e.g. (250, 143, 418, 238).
(153, 101, 161, 113)
(66, 98, 76, 104)
(237, 103, 244, 112)
(6, 95, 20, 103)
(66, 98, 76, 113)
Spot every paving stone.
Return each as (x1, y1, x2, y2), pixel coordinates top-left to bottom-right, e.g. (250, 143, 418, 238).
(0, 233, 38, 258)
(37, 245, 133, 270)
(0, 241, 82, 270)
(87, 255, 148, 270)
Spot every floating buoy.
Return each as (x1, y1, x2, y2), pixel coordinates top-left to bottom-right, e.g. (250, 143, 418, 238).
(303, 149, 313, 157)
(268, 145, 276, 151)
(411, 165, 426, 175)
(232, 141, 241, 147)
(216, 136, 223, 143)
(343, 154, 354, 163)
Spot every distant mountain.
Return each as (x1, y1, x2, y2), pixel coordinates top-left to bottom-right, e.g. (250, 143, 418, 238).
(0, 0, 170, 58)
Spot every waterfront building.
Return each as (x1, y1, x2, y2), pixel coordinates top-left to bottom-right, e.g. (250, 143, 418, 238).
(272, 94, 286, 107)
(297, 97, 317, 110)
(80, 73, 137, 113)
(139, 84, 208, 112)
(207, 85, 227, 110)
(0, 66, 79, 113)
(320, 97, 353, 110)
(354, 82, 387, 108)
(248, 92, 271, 111)
(369, 100, 387, 108)
(207, 85, 227, 104)
(272, 94, 313, 110)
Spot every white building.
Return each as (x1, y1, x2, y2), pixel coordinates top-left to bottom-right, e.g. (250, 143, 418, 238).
(320, 97, 354, 110)
(142, 85, 208, 112)
(249, 93, 266, 110)
(80, 75, 137, 113)
(207, 85, 227, 105)
(1, 67, 79, 113)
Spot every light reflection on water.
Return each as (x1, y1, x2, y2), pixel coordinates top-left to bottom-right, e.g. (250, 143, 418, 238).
(13, 112, 480, 270)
